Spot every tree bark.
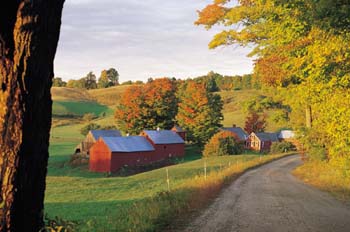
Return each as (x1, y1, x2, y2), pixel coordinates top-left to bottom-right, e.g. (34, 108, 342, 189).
(305, 105, 312, 128)
(0, 1, 64, 231)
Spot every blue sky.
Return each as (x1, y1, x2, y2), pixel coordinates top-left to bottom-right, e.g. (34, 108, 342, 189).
(54, 0, 253, 82)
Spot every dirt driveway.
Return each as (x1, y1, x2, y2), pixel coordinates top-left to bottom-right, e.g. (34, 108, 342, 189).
(184, 155, 350, 232)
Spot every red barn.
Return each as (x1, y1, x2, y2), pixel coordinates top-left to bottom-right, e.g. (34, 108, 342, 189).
(141, 129, 185, 159)
(89, 136, 155, 172)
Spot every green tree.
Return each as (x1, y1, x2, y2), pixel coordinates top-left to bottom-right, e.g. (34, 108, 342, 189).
(52, 77, 67, 87)
(80, 123, 101, 136)
(176, 80, 223, 145)
(203, 131, 242, 157)
(106, 68, 119, 86)
(83, 71, 97, 89)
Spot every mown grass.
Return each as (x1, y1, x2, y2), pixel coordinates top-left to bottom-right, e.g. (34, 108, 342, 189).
(294, 161, 350, 202)
(52, 87, 94, 102)
(52, 101, 109, 117)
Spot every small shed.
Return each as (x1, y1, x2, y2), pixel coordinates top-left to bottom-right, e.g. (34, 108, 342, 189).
(89, 136, 155, 172)
(246, 132, 279, 152)
(141, 130, 185, 160)
(221, 125, 248, 142)
(75, 130, 121, 155)
(171, 125, 186, 141)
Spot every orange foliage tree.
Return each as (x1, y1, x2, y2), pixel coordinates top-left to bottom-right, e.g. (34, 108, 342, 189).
(176, 80, 223, 145)
(203, 131, 242, 157)
(115, 78, 177, 134)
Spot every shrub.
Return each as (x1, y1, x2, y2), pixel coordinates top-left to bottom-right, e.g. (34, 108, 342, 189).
(307, 145, 327, 161)
(270, 141, 295, 153)
(80, 123, 100, 136)
(82, 113, 96, 121)
(203, 131, 242, 157)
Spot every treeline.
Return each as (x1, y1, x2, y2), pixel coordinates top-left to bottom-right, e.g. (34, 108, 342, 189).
(115, 77, 223, 145)
(53, 69, 259, 92)
(52, 68, 134, 89)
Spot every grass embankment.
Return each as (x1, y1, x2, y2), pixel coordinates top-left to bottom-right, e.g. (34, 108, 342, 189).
(294, 161, 350, 202)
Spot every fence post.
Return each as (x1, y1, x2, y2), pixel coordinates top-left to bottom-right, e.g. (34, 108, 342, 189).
(204, 160, 207, 180)
(166, 168, 170, 191)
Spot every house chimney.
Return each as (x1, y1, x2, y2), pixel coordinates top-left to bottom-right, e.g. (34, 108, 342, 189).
(232, 124, 236, 128)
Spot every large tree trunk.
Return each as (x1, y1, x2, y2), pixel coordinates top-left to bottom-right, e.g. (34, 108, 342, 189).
(0, 1, 64, 231)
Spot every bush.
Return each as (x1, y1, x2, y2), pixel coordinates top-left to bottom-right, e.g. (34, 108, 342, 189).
(203, 131, 242, 157)
(80, 123, 100, 136)
(270, 141, 295, 153)
(82, 113, 96, 121)
(307, 145, 327, 161)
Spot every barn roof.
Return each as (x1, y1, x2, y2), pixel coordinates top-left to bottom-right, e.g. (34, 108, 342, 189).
(171, 125, 185, 132)
(143, 130, 185, 144)
(221, 127, 248, 140)
(90, 130, 122, 141)
(101, 136, 155, 152)
(255, 132, 279, 142)
(278, 130, 295, 139)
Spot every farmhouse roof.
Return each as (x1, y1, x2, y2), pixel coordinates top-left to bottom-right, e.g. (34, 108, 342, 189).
(171, 125, 185, 132)
(90, 130, 122, 141)
(101, 136, 155, 152)
(221, 127, 248, 140)
(278, 130, 295, 139)
(143, 130, 185, 144)
(255, 132, 279, 142)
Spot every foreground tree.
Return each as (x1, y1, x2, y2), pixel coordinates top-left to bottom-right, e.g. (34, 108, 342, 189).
(0, 1, 64, 231)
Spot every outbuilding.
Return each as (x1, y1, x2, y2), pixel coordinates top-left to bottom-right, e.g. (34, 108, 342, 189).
(141, 129, 185, 160)
(246, 132, 279, 152)
(89, 136, 155, 172)
(75, 130, 121, 155)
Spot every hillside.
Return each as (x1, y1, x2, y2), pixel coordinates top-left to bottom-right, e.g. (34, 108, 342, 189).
(51, 86, 288, 131)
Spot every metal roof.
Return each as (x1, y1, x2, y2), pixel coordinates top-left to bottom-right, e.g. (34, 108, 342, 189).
(221, 127, 248, 140)
(101, 136, 155, 152)
(143, 130, 185, 144)
(255, 132, 279, 142)
(90, 130, 121, 141)
(278, 130, 295, 139)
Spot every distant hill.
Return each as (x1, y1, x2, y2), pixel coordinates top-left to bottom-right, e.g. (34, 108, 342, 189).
(51, 86, 288, 131)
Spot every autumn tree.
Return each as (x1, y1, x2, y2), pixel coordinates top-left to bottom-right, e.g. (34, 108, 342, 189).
(115, 78, 178, 134)
(83, 71, 97, 89)
(176, 80, 223, 145)
(203, 131, 242, 157)
(0, 1, 64, 231)
(196, 0, 350, 163)
(244, 112, 266, 134)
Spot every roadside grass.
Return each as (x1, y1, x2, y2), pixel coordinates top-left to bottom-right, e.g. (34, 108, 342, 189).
(293, 161, 350, 202)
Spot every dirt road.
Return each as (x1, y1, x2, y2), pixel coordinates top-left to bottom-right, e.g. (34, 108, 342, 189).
(184, 155, 350, 232)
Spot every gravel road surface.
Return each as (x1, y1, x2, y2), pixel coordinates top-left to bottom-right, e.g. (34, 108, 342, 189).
(184, 155, 350, 232)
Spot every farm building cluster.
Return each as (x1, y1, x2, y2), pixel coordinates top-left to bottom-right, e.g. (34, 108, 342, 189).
(75, 124, 295, 173)
(75, 126, 186, 173)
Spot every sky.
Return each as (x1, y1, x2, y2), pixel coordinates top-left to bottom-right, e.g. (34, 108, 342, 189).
(54, 0, 254, 82)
